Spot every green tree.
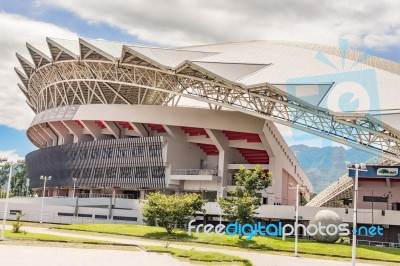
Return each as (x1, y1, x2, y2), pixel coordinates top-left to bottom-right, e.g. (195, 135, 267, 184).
(142, 192, 206, 234)
(218, 165, 272, 238)
(299, 192, 308, 206)
(11, 162, 29, 196)
(0, 159, 29, 197)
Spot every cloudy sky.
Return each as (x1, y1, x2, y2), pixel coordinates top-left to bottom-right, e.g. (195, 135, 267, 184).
(0, 0, 399, 160)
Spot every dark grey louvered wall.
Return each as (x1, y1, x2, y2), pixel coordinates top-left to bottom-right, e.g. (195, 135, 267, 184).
(26, 137, 165, 189)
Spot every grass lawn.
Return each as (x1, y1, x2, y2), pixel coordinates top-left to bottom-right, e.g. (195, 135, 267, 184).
(0, 220, 52, 228)
(4, 230, 111, 244)
(143, 245, 252, 266)
(53, 224, 400, 263)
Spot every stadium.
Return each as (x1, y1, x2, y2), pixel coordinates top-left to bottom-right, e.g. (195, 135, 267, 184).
(11, 38, 400, 235)
(16, 38, 317, 204)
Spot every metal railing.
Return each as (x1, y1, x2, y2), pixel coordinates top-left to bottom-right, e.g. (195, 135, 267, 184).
(356, 239, 400, 248)
(78, 193, 136, 199)
(0, 212, 139, 225)
(171, 169, 219, 176)
(0, 212, 191, 227)
(306, 156, 389, 207)
(306, 173, 353, 207)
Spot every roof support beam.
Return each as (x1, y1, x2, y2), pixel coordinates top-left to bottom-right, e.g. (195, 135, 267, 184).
(62, 120, 93, 143)
(48, 121, 73, 145)
(102, 121, 120, 139)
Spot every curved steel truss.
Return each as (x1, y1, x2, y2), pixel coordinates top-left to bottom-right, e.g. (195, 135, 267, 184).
(25, 60, 400, 162)
(20, 53, 400, 163)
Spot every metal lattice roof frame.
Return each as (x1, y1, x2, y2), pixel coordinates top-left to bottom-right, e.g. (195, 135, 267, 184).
(18, 40, 400, 163)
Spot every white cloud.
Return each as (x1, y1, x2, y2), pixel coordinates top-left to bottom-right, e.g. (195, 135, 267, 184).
(37, 0, 400, 49)
(0, 150, 24, 162)
(0, 12, 77, 130)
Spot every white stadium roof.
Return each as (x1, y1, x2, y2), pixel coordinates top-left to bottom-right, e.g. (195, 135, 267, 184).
(15, 38, 400, 162)
(17, 38, 400, 116)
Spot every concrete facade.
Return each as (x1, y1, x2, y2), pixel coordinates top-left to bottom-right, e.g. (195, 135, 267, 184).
(26, 105, 312, 207)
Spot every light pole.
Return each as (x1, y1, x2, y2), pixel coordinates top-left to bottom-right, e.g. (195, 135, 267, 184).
(345, 161, 367, 266)
(1, 161, 14, 241)
(289, 183, 305, 257)
(219, 186, 226, 224)
(72, 177, 77, 198)
(39, 175, 52, 224)
(26, 178, 30, 197)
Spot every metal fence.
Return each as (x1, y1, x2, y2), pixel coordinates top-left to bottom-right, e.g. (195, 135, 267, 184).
(0, 211, 140, 225)
(356, 239, 400, 248)
(78, 193, 135, 199)
(171, 169, 219, 175)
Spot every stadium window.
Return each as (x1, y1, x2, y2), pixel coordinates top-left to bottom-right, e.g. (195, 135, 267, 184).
(81, 168, 92, 178)
(105, 168, 117, 178)
(117, 147, 128, 158)
(69, 150, 79, 160)
(132, 146, 144, 157)
(72, 169, 81, 179)
(135, 167, 148, 178)
(93, 168, 104, 179)
(79, 149, 89, 159)
(363, 196, 388, 202)
(9, 210, 22, 215)
(149, 144, 161, 156)
(120, 167, 132, 179)
(58, 212, 74, 217)
(152, 166, 165, 178)
(263, 197, 268, 205)
(112, 216, 137, 221)
(102, 147, 113, 158)
(91, 148, 101, 159)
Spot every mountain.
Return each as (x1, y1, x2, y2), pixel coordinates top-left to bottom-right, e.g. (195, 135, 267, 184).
(290, 145, 373, 192)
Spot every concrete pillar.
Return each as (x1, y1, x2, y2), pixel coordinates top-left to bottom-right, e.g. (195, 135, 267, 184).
(261, 122, 282, 205)
(140, 189, 146, 200)
(48, 121, 73, 145)
(30, 129, 47, 147)
(62, 120, 93, 143)
(205, 129, 233, 196)
(131, 123, 149, 137)
(39, 124, 58, 146)
(103, 121, 121, 139)
(80, 120, 110, 141)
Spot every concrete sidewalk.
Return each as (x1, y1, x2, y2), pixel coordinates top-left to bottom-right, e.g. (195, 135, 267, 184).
(3, 225, 377, 266)
(0, 245, 193, 266)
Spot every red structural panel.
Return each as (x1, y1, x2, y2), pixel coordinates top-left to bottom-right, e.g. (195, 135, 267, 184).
(148, 124, 166, 133)
(181, 126, 209, 137)
(237, 148, 269, 164)
(74, 120, 84, 128)
(95, 120, 106, 129)
(223, 130, 261, 142)
(119, 121, 134, 130)
(197, 143, 219, 155)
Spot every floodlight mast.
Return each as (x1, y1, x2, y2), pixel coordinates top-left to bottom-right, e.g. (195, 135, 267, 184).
(346, 161, 368, 266)
(0, 161, 14, 241)
(288, 183, 306, 257)
(39, 175, 52, 224)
